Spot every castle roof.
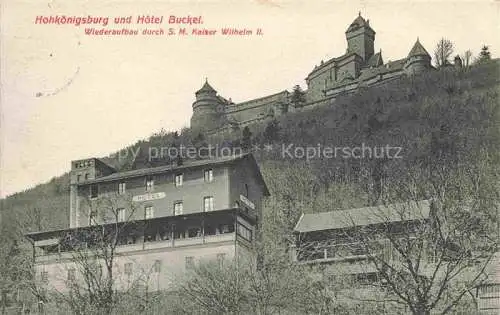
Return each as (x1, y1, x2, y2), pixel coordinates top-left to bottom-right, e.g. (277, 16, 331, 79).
(366, 51, 384, 68)
(196, 80, 217, 94)
(346, 13, 374, 33)
(408, 38, 430, 58)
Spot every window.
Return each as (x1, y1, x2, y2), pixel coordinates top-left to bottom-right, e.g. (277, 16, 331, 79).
(124, 263, 133, 275)
(118, 182, 126, 195)
(203, 196, 214, 212)
(185, 256, 194, 270)
(77, 174, 81, 183)
(173, 201, 183, 215)
(146, 177, 154, 192)
(244, 184, 249, 198)
(237, 224, 252, 241)
(153, 260, 161, 273)
(144, 205, 154, 219)
(204, 169, 213, 183)
(90, 184, 98, 198)
(41, 271, 48, 283)
(117, 208, 126, 222)
(67, 268, 75, 281)
(84, 173, 89, 181)
(175, 173, 183, 187)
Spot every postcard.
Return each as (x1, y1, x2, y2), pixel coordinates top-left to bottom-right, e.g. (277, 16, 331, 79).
(1, 1, 499, 314)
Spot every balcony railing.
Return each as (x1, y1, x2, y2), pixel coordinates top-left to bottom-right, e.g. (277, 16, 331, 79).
(296, 241, 382, 263)
(35, 232, 236, 264)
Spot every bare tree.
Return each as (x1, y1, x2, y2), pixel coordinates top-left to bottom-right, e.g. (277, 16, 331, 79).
(434, 38, 454, 68)
(53, 193, 147, 315)
(0, 204, 53, 314)
(173, 238, 338, 315)
(297, 151, 499, 315)
(462, 50, 473, 68)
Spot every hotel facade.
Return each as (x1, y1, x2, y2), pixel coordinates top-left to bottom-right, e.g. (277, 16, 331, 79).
(25, 153, 269, 292)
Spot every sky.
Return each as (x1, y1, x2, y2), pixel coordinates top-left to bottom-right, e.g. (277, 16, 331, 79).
(1, 0, 499, 198)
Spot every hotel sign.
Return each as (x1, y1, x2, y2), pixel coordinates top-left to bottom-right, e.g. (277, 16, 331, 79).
(239, 194, 255, 210)
(133, 192, 166, 202)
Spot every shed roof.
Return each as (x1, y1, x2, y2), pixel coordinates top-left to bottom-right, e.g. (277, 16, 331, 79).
(294, 200, 430, 233)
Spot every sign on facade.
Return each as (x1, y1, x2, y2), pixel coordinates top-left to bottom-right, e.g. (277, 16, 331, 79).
(133, 192, 166, 202)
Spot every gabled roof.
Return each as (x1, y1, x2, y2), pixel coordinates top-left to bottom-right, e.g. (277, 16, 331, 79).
(408, 38, 430, 58)
(294, 200, 430, 233)
(366, 51, 383, 68)
(196, 80, 217, 94)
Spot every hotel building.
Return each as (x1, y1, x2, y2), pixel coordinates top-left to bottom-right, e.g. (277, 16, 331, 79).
(25, 153, 269, 292)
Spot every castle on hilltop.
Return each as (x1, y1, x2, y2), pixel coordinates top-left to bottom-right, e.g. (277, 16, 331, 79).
(190, 13, 432, 133)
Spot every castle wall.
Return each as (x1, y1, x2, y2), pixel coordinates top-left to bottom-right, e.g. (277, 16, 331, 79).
(306, 55, 362, 103)
(226, 91, 288, 124)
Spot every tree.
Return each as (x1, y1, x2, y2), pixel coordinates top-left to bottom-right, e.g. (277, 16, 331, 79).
(263, 119, 281, 144)
(462, 50, 473, 68)
(476, 45, 491, 64)
(0, 203, 53, 314)
(290, 85, 306, 109)
(54, 193, 146, 315)
(299, 148, 498, 314)
(174, 242, 338, 314)
(241, 126, 253, 151)
(434, 38, 454, 68)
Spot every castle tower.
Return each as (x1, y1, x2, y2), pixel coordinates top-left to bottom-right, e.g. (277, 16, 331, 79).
(345, 13, 375, 62)
(190, 79, 226, 131)
(404, 38, 432, 75)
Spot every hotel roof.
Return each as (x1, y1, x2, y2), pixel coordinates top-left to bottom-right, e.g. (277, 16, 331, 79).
(79, 153, 270, 196)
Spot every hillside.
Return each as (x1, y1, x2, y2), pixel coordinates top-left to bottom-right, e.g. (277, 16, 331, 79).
(1, 60, 499, 235)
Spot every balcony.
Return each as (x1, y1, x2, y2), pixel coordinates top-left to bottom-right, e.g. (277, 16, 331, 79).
(297, 242, 372, 263)
(35, 232, 236, 264)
